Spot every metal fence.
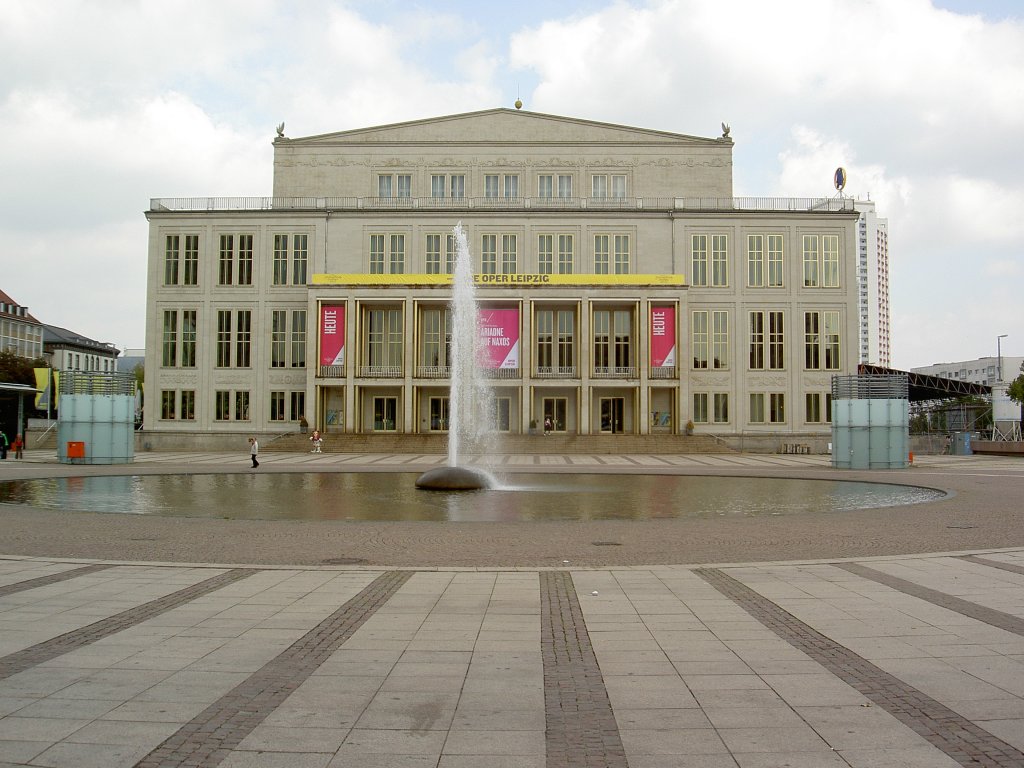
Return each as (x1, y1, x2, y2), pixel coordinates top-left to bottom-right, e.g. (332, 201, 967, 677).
(832, 374, 908, 400)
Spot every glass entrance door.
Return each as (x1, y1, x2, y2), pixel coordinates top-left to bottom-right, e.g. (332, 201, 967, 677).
(373, 396, 397, 431)
(600, 397, 625, 433)
(542, 397, 567, 433)
(428, 397, 449, 431)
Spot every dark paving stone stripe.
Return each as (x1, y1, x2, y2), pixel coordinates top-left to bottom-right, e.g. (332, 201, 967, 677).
(0, 568, 257, 681)
(696, 567, 1024, 768)
(134, 569, 412, 768)
(838, 562, 1024, 638)
(540, 570, 628, 768)
(962, 554, 1024, 577)
(0, 563, 113, 598)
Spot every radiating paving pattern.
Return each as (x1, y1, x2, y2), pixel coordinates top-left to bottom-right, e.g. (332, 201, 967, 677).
(0, 554, 1023, 766)
(0, 564, 112, 599)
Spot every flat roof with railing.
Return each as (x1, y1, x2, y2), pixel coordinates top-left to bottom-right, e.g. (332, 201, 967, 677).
(149, 196, 856, 214)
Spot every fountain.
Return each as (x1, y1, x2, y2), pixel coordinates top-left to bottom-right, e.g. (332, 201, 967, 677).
(415, 223, 497, 491)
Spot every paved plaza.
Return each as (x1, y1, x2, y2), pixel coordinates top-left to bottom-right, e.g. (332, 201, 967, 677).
(0, 451, 1022, 767)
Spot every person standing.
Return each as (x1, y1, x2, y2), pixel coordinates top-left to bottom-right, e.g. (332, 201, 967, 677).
(0, 430, 7, 460)
(248, 436, 259, 468)
(12, 434, 23, 459)
(309, 429, 323, 453)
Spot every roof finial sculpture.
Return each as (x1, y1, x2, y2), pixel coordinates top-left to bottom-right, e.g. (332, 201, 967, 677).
(275, 122, 285, 138)
(721, 122, 731, 138)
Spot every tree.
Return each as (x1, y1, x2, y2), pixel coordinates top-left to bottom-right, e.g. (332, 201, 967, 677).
(0, 350, 45, 386)
(1007, 362, 1024, 426)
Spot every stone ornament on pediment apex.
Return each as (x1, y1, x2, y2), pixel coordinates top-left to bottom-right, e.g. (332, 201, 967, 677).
(479, 157, 528, 168)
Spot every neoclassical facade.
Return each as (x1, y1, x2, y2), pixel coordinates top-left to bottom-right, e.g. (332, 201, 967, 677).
(144, 108, 859, 442)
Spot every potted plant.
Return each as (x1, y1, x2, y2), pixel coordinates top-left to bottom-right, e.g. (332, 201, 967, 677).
(685, 419, 694, 435)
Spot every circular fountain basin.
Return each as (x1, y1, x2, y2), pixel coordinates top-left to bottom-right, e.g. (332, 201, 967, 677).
(415, 466, 494, 490)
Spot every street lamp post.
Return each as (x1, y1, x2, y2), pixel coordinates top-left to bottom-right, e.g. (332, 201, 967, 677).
(997, 334, 1008, 382)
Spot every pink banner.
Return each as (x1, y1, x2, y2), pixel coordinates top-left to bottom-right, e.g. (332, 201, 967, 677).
(650, 306, 676, 368)
(478, 308, 520, 369)
(319, 304, 345, 366)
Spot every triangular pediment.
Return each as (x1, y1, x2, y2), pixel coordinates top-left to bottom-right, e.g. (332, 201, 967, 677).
(285, 108, 721, 147)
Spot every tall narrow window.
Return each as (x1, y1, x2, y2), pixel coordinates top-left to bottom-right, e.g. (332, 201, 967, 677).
(768, 311, 785, 369)
(749, 311, 765, 369)
(594, 234, 609, 274)
(219, 235, 234, 285)
(396, 174, 411, 198)
(271, 310, 287, 368)
(558, 234, 574, 274)
(377, 175, 392, 198)
(692, 310, 708, 369)
(614, 235, 630, 274)
(711, 234, 728, 286)
(713, 393, 729, 423)
(749, 393, 765, 424)
(234, 391, 250, 421)
(291, 392, 305, 421)
(292, 234, 308, 284)
(181, 310, 196, 367)
(162, 310, 177, 367)
(431, 174, 445, 198)
(823, 310, 840, 369)
(445, 233, 456, 274)
(822, 235, 840, 287)
(691, 235, 707, 287)
(481, 235, 497, 274)
(769, 393, 786, 423)
(803, 235, 820, 287)
(804, 311, 820, 369)
(538, 234, 553, 274)
(161, 391, 176, 420)
(236, 310, 252, 367)
(805, 393, 821, 423)
(389, 234, 405, 274)
(767, 234, 784, 287)
(181, 390, 195, 420)
(536, 310, 553, 370)
(557, 174, 573, 198)
(557, 311, 575, 369)
(164, 235, 180, 285)
(183, 235, 199, 285)
(273, 234, 289, 285)
(712, 310, 729, 369)
(503, 175, 519, 198)
(693, 393, 709, 423)
(592, 175, 607, 198)
(291, 310, 306, 368)
(593, 311, 609, 371)
(369, 234, 385, 274)
(217, 310, 231, 367)
(215, 391, 230, 421)
(270, 391, 285, 421)
(421, 308, 451, 369)
(747, 235, 764, 288)
(450, 175, 465, 198)
(484, 175, 499, 198)
(501, 234, 517, 274)
(611, 174, 626, 198)
(426, 234, 441, 274)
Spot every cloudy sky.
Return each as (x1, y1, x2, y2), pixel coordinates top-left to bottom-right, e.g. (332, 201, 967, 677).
(2, 0, 1022, 370)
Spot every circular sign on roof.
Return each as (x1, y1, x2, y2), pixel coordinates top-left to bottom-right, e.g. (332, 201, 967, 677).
(834, 167, 847, 191)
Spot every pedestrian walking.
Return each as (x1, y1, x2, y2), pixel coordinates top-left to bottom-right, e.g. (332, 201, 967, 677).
(248, 436, 259, 468)
(543, 417, 552, 436)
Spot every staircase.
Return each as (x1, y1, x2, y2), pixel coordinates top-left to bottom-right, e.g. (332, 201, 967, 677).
(263, 432, 730, 455)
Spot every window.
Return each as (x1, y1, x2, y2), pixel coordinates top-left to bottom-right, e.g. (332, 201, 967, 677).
(803, 234, 840, 287)
(369, 233, 405, 274)
(804, 310, 841, 370)
(425, 234, 456, 275)
(557, 174, 573, 199)
(378, 174, 411, 198)
(805, 392, 832, 423)
(429, 397, 450, 431)
(270, 391, 285, 421)
(769, 393, 786, 423)
(693, 392, 708, 423)
(593, 309, 632, 374)
(373, 396, 398, 431)
(538, 235, 553, 275)
(501, 234, 517, 274)
(713, 393, 730, 423)
(291, 310, 306, 368)
(504, 175, 519, 198)
(216, 310, 231, 368)
(692, 235, 707, 286)
(692, 310, 728, 369)
(592, 174, 626, 199)
(164, 234, 199, 286)
(749, 393, 765, 424)
(181, 310, 196, 367)
(430, 174, 465, 198)
(234, 391, 250, 421)
(272, 233, 308, 285)
(540, 234, 576, 274)
(217, 234, 252, 286)
(162, 310, 177, 367)
(290, 391, 305, 421)
(485, 175, 499, 198)
(538, 175, 553, 198)
(161, 390, 176, 420)
(215, 391, 231, 421)
(236, 310, 251, 367)
(536, 309, 575, 373)
(181, 390, 195, 420)
(595, 235, 609, 274)
(420, 307, 451, 369)
(749, 311, 784, 370)
(365, 308, 403, 369)
(271, 310, 286, 368)
(748, 234, 784, 288)
(481, 234, 497, 274)
(558, 234, 574, 274)
(711, 235, 728, 286)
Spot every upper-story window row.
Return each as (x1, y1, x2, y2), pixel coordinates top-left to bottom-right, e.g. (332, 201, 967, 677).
(375, 172, 629, 200)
